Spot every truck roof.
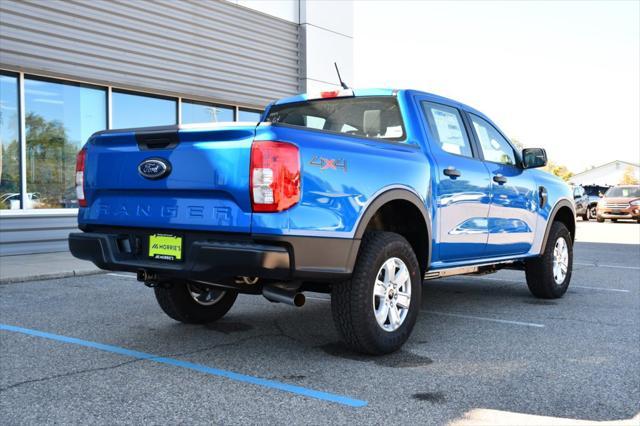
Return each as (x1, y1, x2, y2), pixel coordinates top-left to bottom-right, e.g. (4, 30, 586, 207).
(273, 88, 487, 118)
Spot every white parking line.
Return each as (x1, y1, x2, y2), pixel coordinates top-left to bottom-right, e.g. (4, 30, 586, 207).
(574, 262, 640, 270)
(426, 311, 545, 328)
(107, 273, 136, 279)
(571, 285, 630, 293)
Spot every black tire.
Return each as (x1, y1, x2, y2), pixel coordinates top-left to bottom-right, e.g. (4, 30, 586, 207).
(331, 231, 422, 355)
(588, 205, 597, 220)
(611, 219, 618, 223)
(154, 281, 237, 324)
(580, 214, 588, 221)
(597, 216, 605, 223)
(525, 222, 573, 299)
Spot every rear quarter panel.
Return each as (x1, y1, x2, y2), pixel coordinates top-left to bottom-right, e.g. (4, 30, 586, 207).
(252, 105, 431, 237)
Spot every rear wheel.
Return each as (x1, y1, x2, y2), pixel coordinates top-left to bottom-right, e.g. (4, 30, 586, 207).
(525, 221, 573, 299)
(331, 232, 421, 355)
(154, 281, 237, 324)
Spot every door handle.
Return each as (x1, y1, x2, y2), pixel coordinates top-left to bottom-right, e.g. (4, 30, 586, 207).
(443, 167, 461, 179)
(493, 174, 507, 185)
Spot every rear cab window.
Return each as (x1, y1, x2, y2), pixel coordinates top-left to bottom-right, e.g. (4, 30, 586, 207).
(265, 96, 406, 142)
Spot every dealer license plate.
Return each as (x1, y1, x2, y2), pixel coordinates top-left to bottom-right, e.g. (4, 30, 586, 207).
(148, 234, 183, 261)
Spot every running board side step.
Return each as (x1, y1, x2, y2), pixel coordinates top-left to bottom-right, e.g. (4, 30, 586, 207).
(424, 260, 520, 280)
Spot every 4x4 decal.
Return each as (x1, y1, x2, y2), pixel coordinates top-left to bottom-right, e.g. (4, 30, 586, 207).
(309, 155, 347, 172)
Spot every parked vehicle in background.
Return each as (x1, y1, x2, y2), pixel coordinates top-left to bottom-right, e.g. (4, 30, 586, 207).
(0, 192, 41, 210)
(69, 88, 576, 354)
(596, 185, 640, 223)
(583, 184, 609, 220)
(572, 185, 589, 221)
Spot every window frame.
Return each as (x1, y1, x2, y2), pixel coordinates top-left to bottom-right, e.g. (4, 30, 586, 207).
(181, 99, 235, 124)
(465, 111, 522, 168)
(238, 107, 263, 122)
(0, 70, 22, 209)
(23, 75, 108, 210)
(0, 66, 272, 213)
(420, 100, 479, 160)
(111, 88, 178, 129)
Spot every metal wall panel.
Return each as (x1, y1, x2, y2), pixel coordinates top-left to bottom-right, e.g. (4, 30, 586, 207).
(0, 0, 300, 256)
(0, 0, 300, 108)
(0, 214, 78, 256)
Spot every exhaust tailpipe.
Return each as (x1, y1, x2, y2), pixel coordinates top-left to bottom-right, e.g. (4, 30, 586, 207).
(262, 286, 305, 307)
(137, 269, 161, 287)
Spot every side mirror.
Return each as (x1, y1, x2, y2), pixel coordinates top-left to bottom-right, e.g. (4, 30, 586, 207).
(522, 148, 547, 169)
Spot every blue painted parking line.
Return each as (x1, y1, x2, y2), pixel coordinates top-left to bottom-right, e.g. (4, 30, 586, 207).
(0, 323, 367, 408)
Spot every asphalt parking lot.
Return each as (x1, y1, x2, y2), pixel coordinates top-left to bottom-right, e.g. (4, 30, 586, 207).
(1, 221, 639, 425)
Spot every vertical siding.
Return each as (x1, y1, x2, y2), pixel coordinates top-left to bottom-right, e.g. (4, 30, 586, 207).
(0, 0, 300, 107)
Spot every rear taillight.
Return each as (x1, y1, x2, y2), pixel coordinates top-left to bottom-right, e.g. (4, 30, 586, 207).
(75, 148, 87, 207)
(250, 141, 300, 212)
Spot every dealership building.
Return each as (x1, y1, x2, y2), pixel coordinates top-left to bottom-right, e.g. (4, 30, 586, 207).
(0, 0, 354, 255)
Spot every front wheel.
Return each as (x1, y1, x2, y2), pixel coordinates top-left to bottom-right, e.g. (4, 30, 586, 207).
(154, 281, 237, 324)
(525, 222, 573, 299)
(588, 205, 597, 220)
(597, 216, 605, 223)
(331, 232, 422, 355)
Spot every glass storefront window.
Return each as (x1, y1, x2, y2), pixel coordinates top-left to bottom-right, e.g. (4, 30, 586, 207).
(25, 78, 106, 209)
(3, 72, 263, 211)
(238, 108, 262, 122)
(0, 73, 20, 210)
(182, 100, 234, 124)
(112, 91, 176, 129)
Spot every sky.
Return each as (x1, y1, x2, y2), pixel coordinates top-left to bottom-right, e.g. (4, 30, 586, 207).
(353, 0, 640, 173)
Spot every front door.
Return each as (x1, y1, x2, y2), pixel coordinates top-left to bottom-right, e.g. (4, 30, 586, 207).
(420, 100, 492, 262)
(466, 113, 538, 256)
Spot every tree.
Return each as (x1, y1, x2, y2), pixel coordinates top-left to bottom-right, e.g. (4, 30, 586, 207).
(510, 138, 524, 152)
(25, 112, 74, 208)
(619, 165, 639, 185)
(544, 161, 573, 182)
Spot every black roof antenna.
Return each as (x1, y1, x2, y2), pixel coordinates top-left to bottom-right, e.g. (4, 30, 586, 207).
(334, 62, 350, 90)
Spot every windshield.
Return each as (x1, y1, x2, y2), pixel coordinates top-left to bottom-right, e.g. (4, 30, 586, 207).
(604, 186, 640, 198)
(584, 185, 609, 196)
(266, 96, 406, 141)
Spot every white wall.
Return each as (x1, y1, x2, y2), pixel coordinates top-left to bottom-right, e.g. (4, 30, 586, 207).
(299, 0, 354, 92)
(571, 162, 640, 186)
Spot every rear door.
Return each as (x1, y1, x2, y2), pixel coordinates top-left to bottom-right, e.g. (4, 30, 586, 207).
(420, 100, 492, 262)
(466, 113, 538, 256)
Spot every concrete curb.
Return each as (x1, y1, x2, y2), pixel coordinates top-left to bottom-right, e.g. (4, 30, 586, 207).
(0, 269, 105, 285)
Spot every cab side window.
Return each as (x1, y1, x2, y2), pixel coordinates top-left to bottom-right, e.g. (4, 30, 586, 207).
(469, 114, 516, 166)
(421, 102, 473, 158)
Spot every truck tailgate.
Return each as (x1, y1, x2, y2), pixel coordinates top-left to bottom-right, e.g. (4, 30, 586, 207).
(78, 124, 255, 233)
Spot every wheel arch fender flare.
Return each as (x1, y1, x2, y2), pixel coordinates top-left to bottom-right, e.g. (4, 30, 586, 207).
(351, 187, 433, 270)
(539, 198, 576, 255)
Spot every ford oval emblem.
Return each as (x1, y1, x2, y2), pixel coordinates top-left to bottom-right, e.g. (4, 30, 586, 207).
(138, 158, 171, 180)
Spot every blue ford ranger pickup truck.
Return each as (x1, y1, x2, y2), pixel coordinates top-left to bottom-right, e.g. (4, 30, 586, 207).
(69, 88, 575, 354)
